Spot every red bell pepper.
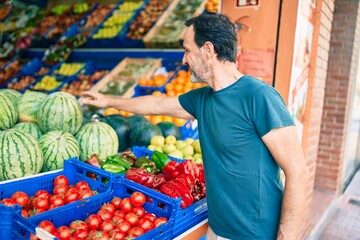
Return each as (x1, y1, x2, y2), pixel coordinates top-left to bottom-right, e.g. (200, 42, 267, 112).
(168, 179, 194, 208)
(160, 182, 186, 208)
(179, 160, 200, 179)
(197, 164, 205, 183)
(152, 174, 166, 189)
(125, 168, 155, 188)
(176, 173, 195, 192)
(162, 161, 180, 180)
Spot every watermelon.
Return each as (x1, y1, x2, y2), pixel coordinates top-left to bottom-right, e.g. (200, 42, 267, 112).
(76, 119, 119, 161)
(127, 115, 149, 128)
(0, 89, 21, 102)
(105, 114, 132, 152)
(13, 122, 43, 140)
(157, 121, 182, 139)
(130, 122, 162, 147)
(16, 91, 47, 123)
(37, 92, 83, 135)
(0, 92, 18, 130)
(38, 130, 80, 171)
(0, 129, 43, 180)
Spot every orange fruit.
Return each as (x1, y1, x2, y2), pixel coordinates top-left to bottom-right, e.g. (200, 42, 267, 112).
(177, 70, 187, 78)
(152, 90, 163, 96)
(163, 116, 174, 122)
(167, 90, 176, 97)
(173, 118, 187, 126)
(104, 108, 119, 116)
(151, 115, 163, 125)
(165, 83, 174, 92)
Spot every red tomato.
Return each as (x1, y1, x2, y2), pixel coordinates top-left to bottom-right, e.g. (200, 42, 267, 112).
(53, 184, 69, 195)
(34, 197, 49, 210)
(48, 205, 58, 210)
(154, 217, 168, 227)
(28, 208, 45, 216)
(21, 209, 28, 218)
(120, 198, 132, 213)
(86, 214, 102, 230)
(127, 226, 144, 237)
(131, 207, 145, 218)
(143, 213, 156, 222)
(113, 210, 126, 218)
(55, 226, 71, 240)
(75, 181, 90, 191)
(116, 220, 131, 233)
(109, 229, 126, 240)
(87, 230, 110, 240)
(97, 209, 113, 221)
(101, 203, 116, 214)
(11, 191, 29, 207)
(124, 212, 139, 226)
(130, 192, 146, 208)
(111, 215, 124, 225)
(54, 175, 69, 186)
(64, 189, 79, 204)
(110, 197, 122, 210)
(38, 220, 55, 234)
(1, 198, 16, 206)
(138, 218, 155, 232)
(100, 219, 115, 232)
(72, 229, 88, 239)
(79, 189, 94, 199)
(35, 190, 51, 200)
(69, 220, 88, 232)
(49, 194, 65, 207)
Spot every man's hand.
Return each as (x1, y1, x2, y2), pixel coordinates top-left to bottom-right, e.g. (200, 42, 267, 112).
(80, 91, 110, 108)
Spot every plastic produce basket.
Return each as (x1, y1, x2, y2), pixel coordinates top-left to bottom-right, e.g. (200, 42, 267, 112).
(12, 178, 176, 240)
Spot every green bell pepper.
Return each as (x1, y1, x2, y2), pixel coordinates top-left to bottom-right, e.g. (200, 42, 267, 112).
(151, 150, 171, 171)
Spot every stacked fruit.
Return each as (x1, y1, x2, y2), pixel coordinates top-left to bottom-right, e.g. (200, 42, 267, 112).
(0, 60, 22, 85)
(137, 72, 173, 87)
(32, 75, 62, 91)
(7, 76, 36, 91)
(34, 191, 168, 239)
(54, 63, 85, 76)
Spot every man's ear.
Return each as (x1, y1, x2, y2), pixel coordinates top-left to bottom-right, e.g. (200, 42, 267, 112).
(203, 41, 215, 57)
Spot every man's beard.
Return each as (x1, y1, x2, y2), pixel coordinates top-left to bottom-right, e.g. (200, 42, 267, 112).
(190, 70, 205, 83)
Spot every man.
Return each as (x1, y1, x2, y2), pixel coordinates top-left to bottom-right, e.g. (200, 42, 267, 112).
(81, 13, 310, 240)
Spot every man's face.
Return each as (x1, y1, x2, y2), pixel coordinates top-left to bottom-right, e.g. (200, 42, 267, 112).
(182, 26, 209, 83)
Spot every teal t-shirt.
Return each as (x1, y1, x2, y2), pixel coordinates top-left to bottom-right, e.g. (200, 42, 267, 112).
(179, 75, 294, 239)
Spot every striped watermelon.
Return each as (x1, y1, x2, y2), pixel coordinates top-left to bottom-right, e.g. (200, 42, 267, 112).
(0, 89, 21, 102)
(76, 119, 119, 161)
(0, 92, 18, 130)
(13, 122, 43, 140)
(0, 129, 43, 180)
(39, 130, 80, 171)
(16, 91, 47, 123)
(37, 92, 83, 135)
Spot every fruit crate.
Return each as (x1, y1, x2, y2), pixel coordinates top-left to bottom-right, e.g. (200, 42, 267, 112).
(0, 158, 117, 239)
(11, 178, 176, 240)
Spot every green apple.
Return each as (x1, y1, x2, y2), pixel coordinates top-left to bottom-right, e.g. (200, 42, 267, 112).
(162, 143, 176, 154)
(194, 153, 203, 164)
(184, 138, 195, 145)
(175, 140, 187, 150)
(150, 135, 165, 147)
(180, 145, 194, 157)
(192, 139, 201, 154)
(184, 155, 194, 160)
(154, 146, 163, 153)
(169, 149, 184, 159)
(165, 135, 177, 144)
(147, 144, 156, 151)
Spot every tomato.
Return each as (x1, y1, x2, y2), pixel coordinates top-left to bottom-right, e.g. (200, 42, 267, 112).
(143, 213, 156, 222)
(120, 198, 132, 213)
(72, 229, 88, 239)
(130, 192, 146, 208)
(87, 230, 110, 240)
(109, 229, 126, 240)
(75, 181, 90, 191)
(64, 189, 79, 204)
(49, 194, 65, 207)
(111, 215, 124, 225)
(138, 218, 155, 232)
(110, 197, 122, 210)
(131, 207, 145, 218)
(1, 198, 16, 206)
(100, 203, 116, 214)
(69, 220, 88, 232)
(154, 217, 168, 227)
(79, 189, 94, 199)
(86, 214, 102, 230)
(116, 220, 131, 233)
(28, 208, 45, 216)
(97, 209, 113, 221)
(34, 197, 49, 210)
(113, 210, 126, 218)
(124, 212, 139, 226)
(35, 190, 51, 200)
(127, 226, 144, 237)
(54, 175, 69, 186)
(55, 226, 71, 240)
(53, 184, 69, 195)
(11, 191, 29, 207)
(100, 219, 115, 232)
(38, 220, 55, 234)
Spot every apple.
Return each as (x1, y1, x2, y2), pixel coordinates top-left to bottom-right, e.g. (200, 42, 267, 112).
(175, 140, 187, 150)
(165, 135, 177, 145)
(192, 140, 201, 154)
(184, 155, 194, 160)
(147, 145, 156, 151)
(154, 146, 163, 153)
(194, 153, 203, 164)
(184, 138, 195, 145)
(180, 145, 194, 157)
(162, 144, 176, 154)
(150, 135, 165, 147)
(169, 150, 184, 159)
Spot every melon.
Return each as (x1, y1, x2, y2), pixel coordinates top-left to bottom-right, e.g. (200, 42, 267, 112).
(0, 129, 43, 180)
(16, 91, 47, 123)
(38, 130, 80, 171)
(0, 89, 21, 102)
(127, 115, 150, 128)
(157, 121, 182, 139)
(75, 119, 118, 161)
(37, 92, 83, 135)
(130, 122, 162, 147)
(105, 114, 132, 152)
(0, 92, 18, 130)
(13, 122, 43, 140)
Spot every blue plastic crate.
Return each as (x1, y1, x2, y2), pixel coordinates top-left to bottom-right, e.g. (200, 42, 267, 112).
(12, 178, 176, 240)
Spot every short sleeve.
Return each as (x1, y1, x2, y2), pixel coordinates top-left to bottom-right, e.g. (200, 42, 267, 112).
(252, 86, 294, 137)
(178, 87, 205, 119)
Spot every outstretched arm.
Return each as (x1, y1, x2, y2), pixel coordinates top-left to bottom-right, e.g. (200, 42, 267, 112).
(80, 91, 194, 120)
(262, 126, 310, 240)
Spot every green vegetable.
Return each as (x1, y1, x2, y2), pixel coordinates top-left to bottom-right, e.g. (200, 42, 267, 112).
(151, 150, 171, 171)
(105, 154, 132, 170)
(101, 161, 126, 174)
(134, 157, 157, 174)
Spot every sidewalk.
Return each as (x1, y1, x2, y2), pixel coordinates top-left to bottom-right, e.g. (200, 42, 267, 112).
(307, 169, 360, 240)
